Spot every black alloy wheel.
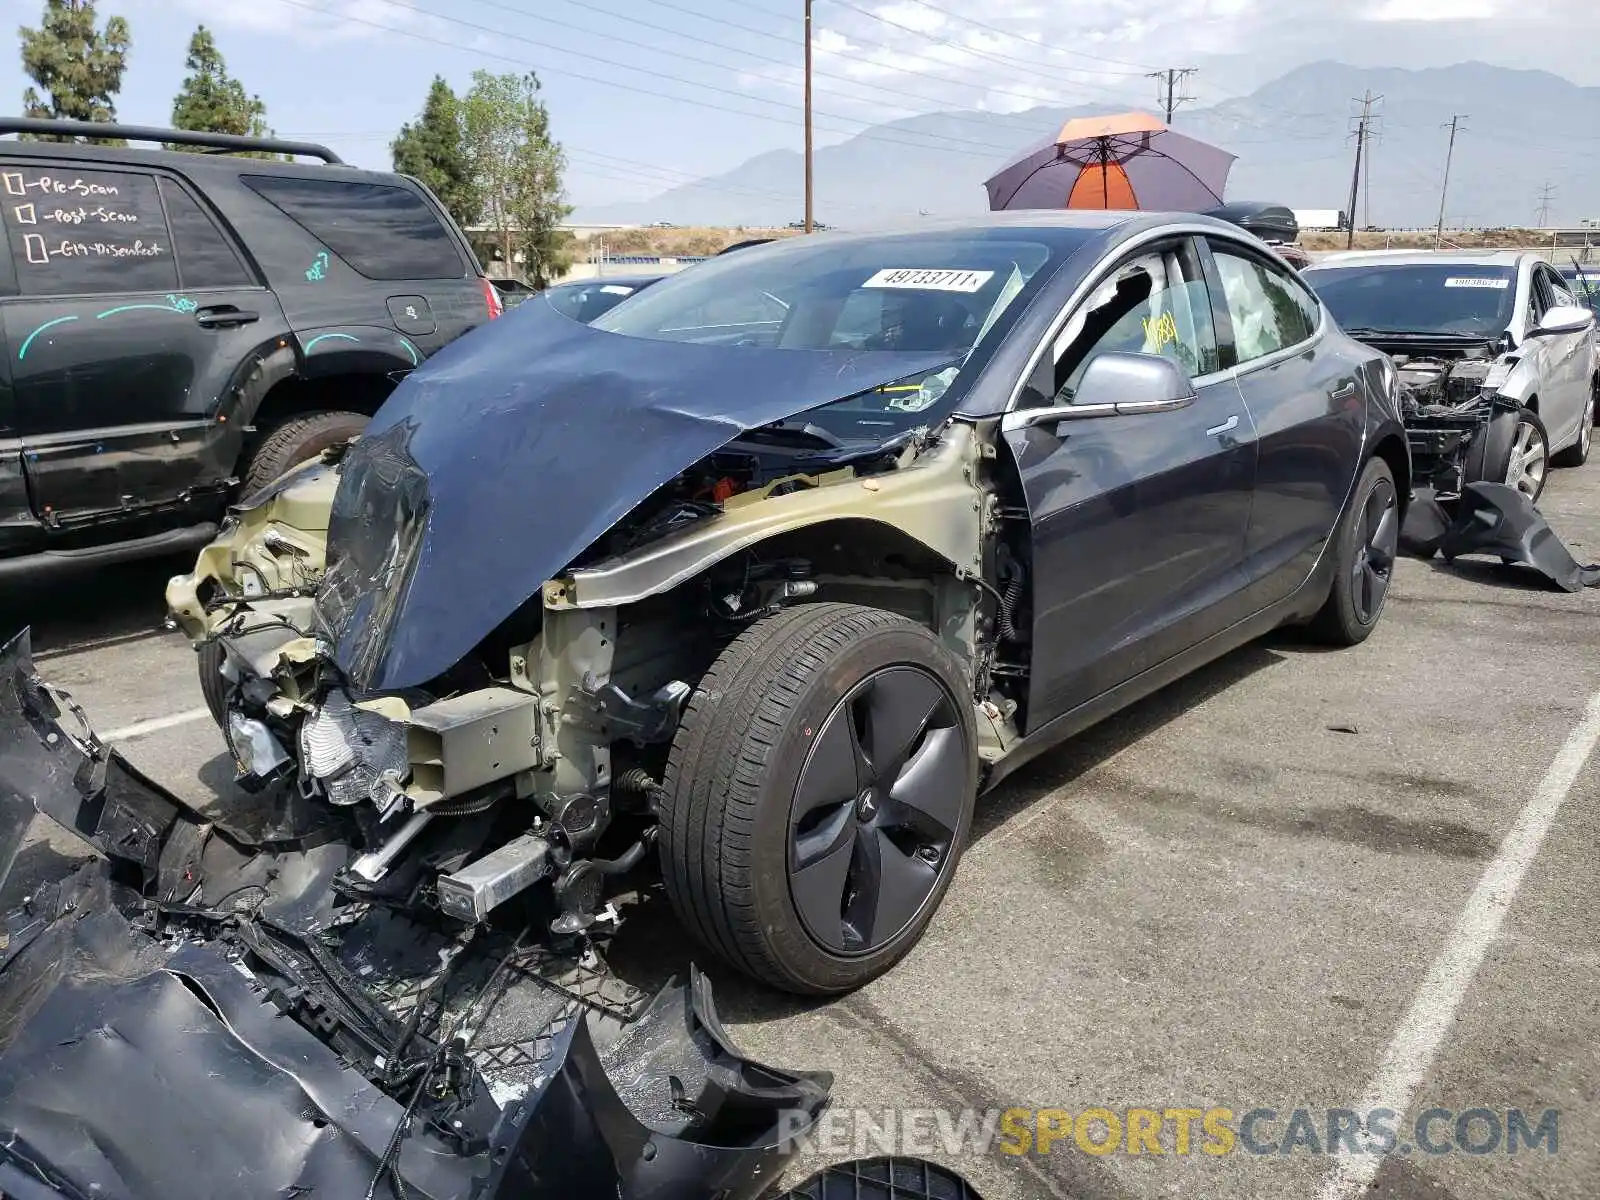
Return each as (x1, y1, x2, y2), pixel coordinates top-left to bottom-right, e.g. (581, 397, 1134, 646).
(1350, 472, 1399, 626)
(788, 666, 966, 956)
(1309, 455, 1398, 646)
(659, 603, 978, 995)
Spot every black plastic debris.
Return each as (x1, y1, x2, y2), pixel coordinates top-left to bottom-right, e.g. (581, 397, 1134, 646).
(1411, 482, 1600, 592)
(0, 625, 836, 1200)
(777, 1156, 985, 1200)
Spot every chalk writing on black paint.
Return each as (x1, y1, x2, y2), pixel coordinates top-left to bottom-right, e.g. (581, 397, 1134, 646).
(21, 232, 165, 264)
(0, 173, 120, 198)
(40, 206, 139, 226)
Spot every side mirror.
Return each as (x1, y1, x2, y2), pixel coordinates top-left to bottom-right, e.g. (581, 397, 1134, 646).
(1007, 352, 1198, 429)
(1530, 304, 1595, 338)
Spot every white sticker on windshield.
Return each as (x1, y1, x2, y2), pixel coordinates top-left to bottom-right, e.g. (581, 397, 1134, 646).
(1444, 277, 1510, 289)
(862, 268, 995, 293)
(600, 284, 635, 295)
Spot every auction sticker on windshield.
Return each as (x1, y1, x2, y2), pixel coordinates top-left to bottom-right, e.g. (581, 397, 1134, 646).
(1444, 277, 1510, 289)
(863, 268, 995, 292)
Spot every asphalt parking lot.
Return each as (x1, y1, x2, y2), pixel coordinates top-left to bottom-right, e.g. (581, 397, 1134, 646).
(4, 469, 1599, 1200)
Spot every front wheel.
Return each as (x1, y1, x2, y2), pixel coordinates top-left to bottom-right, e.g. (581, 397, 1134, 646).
(659, 603, 978, 995)
(1308, 456, 1399, 647)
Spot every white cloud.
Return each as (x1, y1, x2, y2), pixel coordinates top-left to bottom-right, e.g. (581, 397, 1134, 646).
(154, 0, 454, 44)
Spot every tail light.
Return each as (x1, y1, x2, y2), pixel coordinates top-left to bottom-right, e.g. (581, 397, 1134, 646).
(481, 277, 504, 320)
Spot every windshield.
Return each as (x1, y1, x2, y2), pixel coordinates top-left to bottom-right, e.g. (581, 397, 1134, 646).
(543, 278, 656, 323)
(1560, 267, 1600, 309)
(590, 230, 1075, 439)
(1304, 263, 1516, 337)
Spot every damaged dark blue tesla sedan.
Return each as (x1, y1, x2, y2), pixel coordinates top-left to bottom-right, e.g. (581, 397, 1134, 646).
(0, 210, 1410, 1197)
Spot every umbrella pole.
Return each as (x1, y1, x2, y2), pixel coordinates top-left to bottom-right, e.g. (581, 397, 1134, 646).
(1099, 137, 1111, 208)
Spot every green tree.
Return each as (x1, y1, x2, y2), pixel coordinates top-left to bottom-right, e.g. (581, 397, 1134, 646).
(463, 70, 571, 286)
(19, 0, 131, 133)
(169, 25, 272, 152)
(392, 76, 478, 232)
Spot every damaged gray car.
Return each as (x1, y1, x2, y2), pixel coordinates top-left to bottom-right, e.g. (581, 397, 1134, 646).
(145, 213, 1412, 1001)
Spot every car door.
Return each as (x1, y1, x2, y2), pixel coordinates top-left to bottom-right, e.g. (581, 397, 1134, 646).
(1002, 235, 1258, 731)
(1535, 263, 1589, 446)
(0, 159, 288, 526)
(1204, 237, 1366, 611)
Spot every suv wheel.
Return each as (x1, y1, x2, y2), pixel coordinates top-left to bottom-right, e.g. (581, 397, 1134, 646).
(241, 411, 369, 495)
(1309, 456, 1398, 647)
(660, 603, 978, 995)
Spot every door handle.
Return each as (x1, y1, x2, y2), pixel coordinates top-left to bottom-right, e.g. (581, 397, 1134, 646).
(1206, 414, 1240, 437)
(1330, 381, 1359, 401)
(195, 306, 259, 329)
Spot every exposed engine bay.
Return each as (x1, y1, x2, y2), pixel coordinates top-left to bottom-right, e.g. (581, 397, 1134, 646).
(1376, 337, 1521, 501)
(163, 411, 1018, 948)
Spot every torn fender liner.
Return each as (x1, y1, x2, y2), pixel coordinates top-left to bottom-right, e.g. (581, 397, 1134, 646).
(1436, 482, 1600, 591)
(318, 297, 957, 691)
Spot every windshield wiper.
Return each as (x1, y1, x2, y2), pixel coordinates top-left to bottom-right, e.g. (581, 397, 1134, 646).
(1342, 326, 1489, 341)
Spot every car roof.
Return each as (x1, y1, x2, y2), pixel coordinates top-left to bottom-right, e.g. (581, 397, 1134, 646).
(0, 132, 413, 187)
(1308, 249, 1531, 270)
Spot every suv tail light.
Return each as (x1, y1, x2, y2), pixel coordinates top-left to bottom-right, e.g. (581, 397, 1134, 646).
(481, 277, 504, 320)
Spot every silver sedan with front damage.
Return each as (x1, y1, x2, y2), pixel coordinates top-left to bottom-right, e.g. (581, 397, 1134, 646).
(1305, 250, 1598, 503)
(163, 213, 1409, 996)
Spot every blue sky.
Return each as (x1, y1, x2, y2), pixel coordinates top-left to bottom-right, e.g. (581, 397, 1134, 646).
(2, 0, 1597, 214)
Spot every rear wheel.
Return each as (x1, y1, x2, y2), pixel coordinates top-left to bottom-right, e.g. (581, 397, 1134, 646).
(241, 410, 368, 496)
(1551, 385, 1595, 468)
(659, 603, 978, 995)
(1309, 456, 1399, 646)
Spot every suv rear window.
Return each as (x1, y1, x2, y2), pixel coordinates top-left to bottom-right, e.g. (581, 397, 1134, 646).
(241, 174, 465, 280)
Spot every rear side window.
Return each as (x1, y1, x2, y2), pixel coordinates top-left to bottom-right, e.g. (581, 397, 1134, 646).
(0, 162, 177, 295)
(159, 178, 253, 289)
(242, 174, 465, 280)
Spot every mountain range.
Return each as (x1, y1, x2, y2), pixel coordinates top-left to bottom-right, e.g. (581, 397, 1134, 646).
(573, 61, 1600, 231)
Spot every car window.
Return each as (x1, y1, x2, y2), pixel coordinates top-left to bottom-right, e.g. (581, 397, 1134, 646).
(1304, 263, 1516, 337)
(0, 161, 178, 295)
(591, 230, 1084, 439)
(241, 174, 466, 280)
(1210, 244, 1316, 365)
(1541, 266, 1574, 308)
(1528, 266, 1552, 322)
(544, 280, 648, 324)
(1047, 239, 1218, 401)
(159, 178, 253, 289)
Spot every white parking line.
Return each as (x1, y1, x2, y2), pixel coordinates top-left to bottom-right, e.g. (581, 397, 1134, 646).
(100, 707, 212, 743)
(1317, 684, 1600, 1200)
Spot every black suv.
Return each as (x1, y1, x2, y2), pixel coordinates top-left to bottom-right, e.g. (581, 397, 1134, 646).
(0, 118, 498, 582)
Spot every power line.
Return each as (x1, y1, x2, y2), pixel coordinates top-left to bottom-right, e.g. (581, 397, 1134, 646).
(1435, 114, 1466, 248)
(269, 0, 1031, 162)
(1345, 90, 1382, 247)
(861, 0, 1160, 73)
(822, 0, 1155, 92)
(475, 0, 1120, 134)
(1146, 67, 1199, 123)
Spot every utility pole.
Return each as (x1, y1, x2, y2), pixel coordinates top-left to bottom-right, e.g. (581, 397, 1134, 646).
(1344, 90, 1381, 249)
(1535, 181, 1556, 228)
(803, 0, 814, 234)
(1434, 114, 1466, 248)
(1145, 67, 1198, 124)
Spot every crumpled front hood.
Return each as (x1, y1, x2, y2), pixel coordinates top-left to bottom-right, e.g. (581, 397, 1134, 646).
(318, 295, 955, 692)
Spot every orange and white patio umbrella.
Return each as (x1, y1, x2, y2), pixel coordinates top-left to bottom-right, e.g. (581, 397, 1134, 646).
(984, 111, 1235, 212)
